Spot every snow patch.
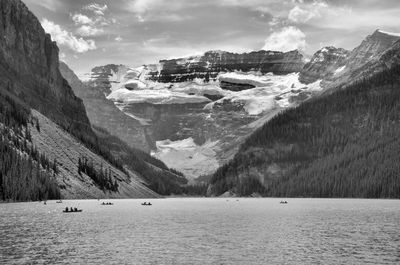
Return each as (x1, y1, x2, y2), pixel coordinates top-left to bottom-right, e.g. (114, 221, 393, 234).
(206, 72, 321, 115)
(151, 138, 220, 179)
(117, 106, 152, 126)
(219, 71, 272, 87)
(377, 29, 400, 37)
(320, 47, 328, 53)
(334, 65, 346, 75)
(107, 88, 211, 105)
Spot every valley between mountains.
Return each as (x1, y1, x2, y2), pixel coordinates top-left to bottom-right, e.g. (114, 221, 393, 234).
(1, 0, 399, 200)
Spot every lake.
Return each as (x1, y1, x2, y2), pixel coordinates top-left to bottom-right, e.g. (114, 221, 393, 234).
(1, 198, 399, 264)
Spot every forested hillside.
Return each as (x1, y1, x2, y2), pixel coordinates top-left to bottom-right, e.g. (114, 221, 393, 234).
(0, 92, 60, 201)
(209, 65, 400, 198)
(92, 126, 188, 195)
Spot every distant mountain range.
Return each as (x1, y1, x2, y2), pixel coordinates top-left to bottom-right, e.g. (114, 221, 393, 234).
(77, 28, 400, 188)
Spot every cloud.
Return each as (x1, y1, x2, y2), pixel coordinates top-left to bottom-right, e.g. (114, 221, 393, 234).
(262, 26, 306, 52)
(72, 14, 94, 25)
(76, 25, 104, 36)
(41, 19, 97, 53)
(288, 6, 315, 23)
(83, 3, 108, 16)
(130, 0, 153, 14)
(71, 7, 111, 37)
(288, 2, 328, 23)
(128, 0, 193, 22)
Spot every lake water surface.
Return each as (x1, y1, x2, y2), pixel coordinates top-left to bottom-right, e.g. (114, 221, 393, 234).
(1, 198, 399, 264)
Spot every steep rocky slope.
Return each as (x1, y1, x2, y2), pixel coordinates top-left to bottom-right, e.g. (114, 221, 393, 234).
(59, 62, 150, 151)
(29, 109, 158, 199)
(302, 30, 400, 90)
(299, 47, 349, 84)
(300, 30, 400, 89)
(345, 30, 400, 70)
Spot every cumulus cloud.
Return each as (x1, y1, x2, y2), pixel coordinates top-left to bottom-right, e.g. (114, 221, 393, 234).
(41, 19, 97, 53)
(72, 13, 94, 25)
(83, 3, 108, 16)
(70, 3, 113, 36)
(262, 26, 306, 52)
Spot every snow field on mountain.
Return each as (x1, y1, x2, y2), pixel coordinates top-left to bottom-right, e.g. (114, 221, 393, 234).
(151, 138, 220, 180)
(106, 69, 322, 115)
(205, 72, 322, 115)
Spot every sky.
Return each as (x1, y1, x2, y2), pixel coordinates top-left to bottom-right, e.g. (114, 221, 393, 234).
(23, 0, 400, 77)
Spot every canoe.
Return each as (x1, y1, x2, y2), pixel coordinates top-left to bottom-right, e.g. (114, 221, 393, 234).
(63, 210, 83, 213)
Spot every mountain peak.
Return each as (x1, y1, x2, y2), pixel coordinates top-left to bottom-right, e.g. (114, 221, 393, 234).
(374, 29, 400, 38)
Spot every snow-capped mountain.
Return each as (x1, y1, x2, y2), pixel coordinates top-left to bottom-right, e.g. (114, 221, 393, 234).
(82, 51, 324, 179)
(76, 29, 400, 181)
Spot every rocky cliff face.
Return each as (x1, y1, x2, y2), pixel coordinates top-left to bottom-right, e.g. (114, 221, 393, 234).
(0, 0, 92, 136)
(147, 50, 305, 83)
(339, 33, 400, 86)
(299, 47, 349, 84)
(346, 30, 400, 69)
(299, 30, 400, 89)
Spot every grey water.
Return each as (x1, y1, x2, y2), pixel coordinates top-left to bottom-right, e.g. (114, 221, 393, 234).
(1, 198, 399, 265)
